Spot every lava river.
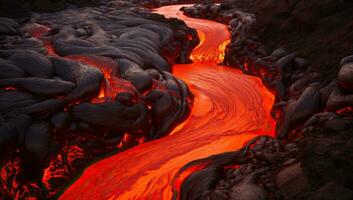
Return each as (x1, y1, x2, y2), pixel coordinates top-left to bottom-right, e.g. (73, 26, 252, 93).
(59, 5, 275, 200)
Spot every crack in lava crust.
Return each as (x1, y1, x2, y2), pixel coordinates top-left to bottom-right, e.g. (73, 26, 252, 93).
(59, 5, 275, 200)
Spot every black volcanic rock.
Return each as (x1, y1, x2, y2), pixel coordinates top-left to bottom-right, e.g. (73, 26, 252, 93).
(8, 51, 53, 78)
(0, 1, 197, 198)
(179, 1, 353, 200)
(0, 91, 41, 113)
(184, 0, 353, 74)
(338, 62, 353, 92)
(0, 77, 75, 96)
(72, 101, 149, 133)
(21, 121, 52, 182)
(275, 163, 310, 200)
(0, 17, 20, 34)
(0, 58, 26, 78)
(253, 0, 353, 74)
(51, 57, 103, 101)
(311, 182, 353, 200)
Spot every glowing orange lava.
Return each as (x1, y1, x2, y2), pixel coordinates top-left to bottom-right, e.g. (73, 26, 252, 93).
(29, 27, 137, 103)
(65, 55, 137, 103)
(59, 5, 275, 200)
(157, 5, 231, 64)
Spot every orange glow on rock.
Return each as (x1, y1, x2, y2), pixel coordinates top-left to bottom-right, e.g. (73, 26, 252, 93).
(28, 25, 58, 56)
(66, 55, 137, 102)
(43, 39, 57, 56)
(59, 5, 275, 200)
(27, 24, 50, 38)
(173, 161, 210, 199)
(31, 29, 137, 103)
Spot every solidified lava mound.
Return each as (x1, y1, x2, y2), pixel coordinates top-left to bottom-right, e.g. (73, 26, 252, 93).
(0, 0, 100, 16)
(184, 0, 353, 73)
(177, 1, 353, 200)
(0, 1, 198, 199)
(253, 0, 353, 75)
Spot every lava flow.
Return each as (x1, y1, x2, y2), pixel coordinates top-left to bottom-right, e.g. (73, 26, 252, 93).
(59, 5, 275, 200)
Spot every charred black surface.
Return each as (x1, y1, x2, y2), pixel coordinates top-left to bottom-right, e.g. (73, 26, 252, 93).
(178, 1, 353, 200)
(0, 1, 198, 199)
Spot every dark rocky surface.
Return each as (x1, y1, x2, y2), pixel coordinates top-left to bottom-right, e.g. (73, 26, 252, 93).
(183, 0, 353, 73)
(0, 0, 102, 17)
(1, 0, 353, 199)
(0, 1, 198, 199)
(178, 1, 353, 200)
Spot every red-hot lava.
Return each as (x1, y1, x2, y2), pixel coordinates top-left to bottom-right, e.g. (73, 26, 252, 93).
(59, 5, 275, 200)
(26, 24, 138, 103)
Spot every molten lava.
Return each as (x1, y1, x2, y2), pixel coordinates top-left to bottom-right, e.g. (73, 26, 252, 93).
(65, 55, 137, 103)
(28, 25, 138, 104)
(59, 5, 275, 200)
(158, 5, 231, 64)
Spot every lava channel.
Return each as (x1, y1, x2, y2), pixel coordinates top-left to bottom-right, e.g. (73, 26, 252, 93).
(59, 4, 275, 200)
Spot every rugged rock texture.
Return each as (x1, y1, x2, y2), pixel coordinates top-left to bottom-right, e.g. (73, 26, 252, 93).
(1, 0, 352, 199)
(179, 1, 353, 200)
(0, 0, 103, 17)
(183, 0, 353, 74)
(0, 1, 198, 199)
(253, 0, 353, 74)
(175, 136, 299, 200)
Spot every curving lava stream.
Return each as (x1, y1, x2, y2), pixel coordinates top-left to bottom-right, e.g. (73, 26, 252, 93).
(59, 5, 275, 200)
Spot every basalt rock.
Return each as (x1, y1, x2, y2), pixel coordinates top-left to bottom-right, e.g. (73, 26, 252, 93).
(8, 51, 53, 78)
(51, 57, 103, 101)
(275, 163, 310, 200)
(276, 83, 323, 139)
(50, 112, 70, 131)
(72, 101, 149, 133)
(0, 77, 75, 96)
(0, 17, 21, 35)
(326, 84, 353, 111)
(176, 136, 293, 200)
(338, 61, 353, 93)
(0, 58, 26, 78)
(22, 122, 52, 181)
(0, 90, 41, 113)
(229, 170, 267, 200)
(311, 182, 353, 200)
(0, 1, 197, 198)
(0, 114, 32, 158)
(180, 3, 353, 200)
